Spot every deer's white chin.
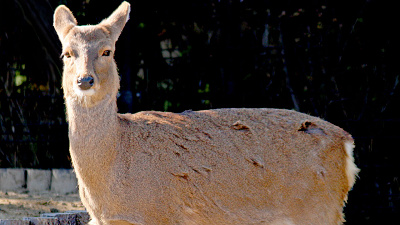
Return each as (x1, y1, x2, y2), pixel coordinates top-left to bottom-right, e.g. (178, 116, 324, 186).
(73, 86, 96, 97)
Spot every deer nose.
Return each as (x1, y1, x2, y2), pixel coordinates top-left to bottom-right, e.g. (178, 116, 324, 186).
(77, 76, 94, 90)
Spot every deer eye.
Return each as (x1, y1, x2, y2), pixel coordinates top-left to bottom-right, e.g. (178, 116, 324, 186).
(63, 52, 71, 59)
(102, 50, 111, 56)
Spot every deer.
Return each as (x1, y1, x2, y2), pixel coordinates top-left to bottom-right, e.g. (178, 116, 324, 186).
(53, 2, 358, 225)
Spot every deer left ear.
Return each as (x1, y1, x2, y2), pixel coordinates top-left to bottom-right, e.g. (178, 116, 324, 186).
(99, 1, 131, 41)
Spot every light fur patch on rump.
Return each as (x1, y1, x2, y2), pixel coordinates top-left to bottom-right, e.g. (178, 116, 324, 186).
(344, 141, 359, 192)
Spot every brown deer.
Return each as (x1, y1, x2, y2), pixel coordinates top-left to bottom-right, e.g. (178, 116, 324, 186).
(53, 2, 358, 225)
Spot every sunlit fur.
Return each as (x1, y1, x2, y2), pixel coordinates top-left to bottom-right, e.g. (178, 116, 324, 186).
(345, 142, 360, 192)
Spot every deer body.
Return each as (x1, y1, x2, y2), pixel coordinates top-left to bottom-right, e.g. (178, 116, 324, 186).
(54, 2, 358, 225)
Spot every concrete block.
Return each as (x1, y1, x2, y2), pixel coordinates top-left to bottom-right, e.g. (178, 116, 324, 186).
(65, 211, 90, 224)
(0, 220, 30, 225)
(23, 217, 59, 225)
(42, 212, 77, 225)
(0, 168, 25, 191)
(50, 169, 78, 194)
(26, 169, 51, 192)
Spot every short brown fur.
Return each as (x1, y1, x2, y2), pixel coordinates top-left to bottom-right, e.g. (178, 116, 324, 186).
(54, 2, 358, 225)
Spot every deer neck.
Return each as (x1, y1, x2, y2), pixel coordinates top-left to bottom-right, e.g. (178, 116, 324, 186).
(65, 94, 119, 182)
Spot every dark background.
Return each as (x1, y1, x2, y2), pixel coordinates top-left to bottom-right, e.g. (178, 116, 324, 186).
(1, 0, 399, 224)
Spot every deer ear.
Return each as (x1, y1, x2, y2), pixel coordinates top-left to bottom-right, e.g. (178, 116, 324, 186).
(53, 5, 77, 41)
(100, 1, 131, 41)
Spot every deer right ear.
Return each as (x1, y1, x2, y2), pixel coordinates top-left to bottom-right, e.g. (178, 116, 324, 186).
(53, 5, 77, 41)
(99, 1, 131, 41)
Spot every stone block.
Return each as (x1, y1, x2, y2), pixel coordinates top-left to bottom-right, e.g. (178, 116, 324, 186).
(41, 212, 78, 225)
(26, 169, 51, 192)
(0, 220, 30, 225)
(65, 211, 90, 224)
(50, 169, 78, 194)
(0, 168, 25, 191)
(23, 217, 59, 225)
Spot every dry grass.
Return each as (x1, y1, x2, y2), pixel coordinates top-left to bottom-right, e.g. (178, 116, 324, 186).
(0, 190, 84, 220)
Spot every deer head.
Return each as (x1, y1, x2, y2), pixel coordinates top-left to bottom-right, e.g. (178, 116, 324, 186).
(54, 2, 130, 107)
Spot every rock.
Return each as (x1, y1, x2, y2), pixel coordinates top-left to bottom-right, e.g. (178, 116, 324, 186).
(41, 213, 77, 225)
(0, 220, 30, 225)
(23, 217, 59, 225)
(50, 169, 78, 194)
(65, 211, 90, 224)
(26, 169, 51, 192)
(0, 169, 25, 191)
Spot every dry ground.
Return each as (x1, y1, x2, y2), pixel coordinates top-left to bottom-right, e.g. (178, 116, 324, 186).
(0, 190, 85, 220)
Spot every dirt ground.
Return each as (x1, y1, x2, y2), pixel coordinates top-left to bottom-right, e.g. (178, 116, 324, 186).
(0, 190, 85, 220)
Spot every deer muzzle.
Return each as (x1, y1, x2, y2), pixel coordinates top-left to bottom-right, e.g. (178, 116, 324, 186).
(77, 76, 94, 90)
